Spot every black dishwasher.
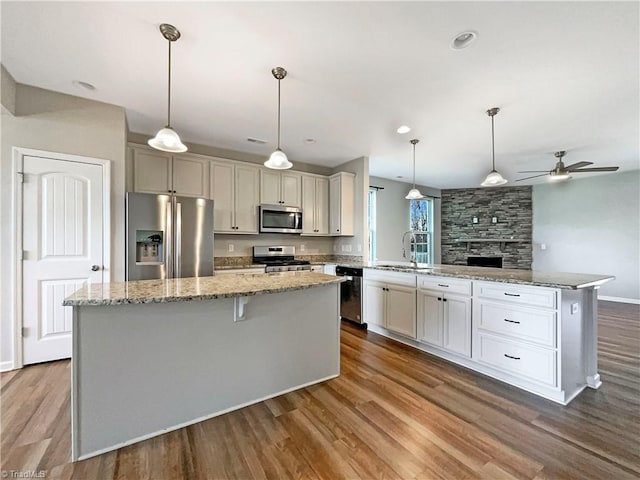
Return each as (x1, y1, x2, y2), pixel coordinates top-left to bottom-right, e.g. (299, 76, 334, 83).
(336, 266, 364, 325)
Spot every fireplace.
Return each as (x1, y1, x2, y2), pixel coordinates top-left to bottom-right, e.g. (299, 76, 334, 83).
(467, 256, 503, 268)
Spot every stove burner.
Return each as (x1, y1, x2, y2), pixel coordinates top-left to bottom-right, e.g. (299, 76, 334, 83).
(252, 245, 311, 273)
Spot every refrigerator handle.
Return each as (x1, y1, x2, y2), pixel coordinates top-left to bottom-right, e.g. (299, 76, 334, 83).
(176, 201, 182, 278)
(166, 200, 173, 278)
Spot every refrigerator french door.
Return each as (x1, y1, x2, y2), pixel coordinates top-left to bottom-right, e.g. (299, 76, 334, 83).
(126, 192, 214, 280)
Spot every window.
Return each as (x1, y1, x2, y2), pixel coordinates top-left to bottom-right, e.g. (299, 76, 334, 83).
(409, 199, 434, 264)
(368, 188, 377, 262)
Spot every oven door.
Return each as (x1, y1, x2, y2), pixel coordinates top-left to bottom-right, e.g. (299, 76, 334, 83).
(259, 205, 303, 233)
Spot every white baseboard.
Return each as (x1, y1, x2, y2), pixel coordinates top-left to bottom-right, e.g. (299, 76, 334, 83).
(599, 296, 640, 305)
(0, 361, 16, 372)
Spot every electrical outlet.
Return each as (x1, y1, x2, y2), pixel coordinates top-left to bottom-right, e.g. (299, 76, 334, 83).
(333, 244, 337, 252)
(472, 216, 479, 224)
(540, 243, 547, 251)
(492, 217, 498, 224)
(571, 303, 579, 315)
(228, 243, 234, 253)
(300, 244, 305, 252)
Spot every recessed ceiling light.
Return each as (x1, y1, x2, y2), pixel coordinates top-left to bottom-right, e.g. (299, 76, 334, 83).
(450, 31, 477, 50)
(73, 80, 96, 91)
(397, 125, 411, 134)
(304, 138, 316, 144)
(247, 137, 267, 144)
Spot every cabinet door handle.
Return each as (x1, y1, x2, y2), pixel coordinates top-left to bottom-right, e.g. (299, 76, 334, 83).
(504, 319, 520, 324)
(437, 284, 449, 288)
(443, 298, 447, 302)
(504, 292, 521, 297)
(437, 297, 442, 301)
(504, 354, 520, 360)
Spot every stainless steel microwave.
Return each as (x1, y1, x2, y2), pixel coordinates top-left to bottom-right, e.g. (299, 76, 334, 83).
(259, 204, 303, 233)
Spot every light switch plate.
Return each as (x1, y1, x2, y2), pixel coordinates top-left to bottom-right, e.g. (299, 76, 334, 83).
(571, 303, 579, 315)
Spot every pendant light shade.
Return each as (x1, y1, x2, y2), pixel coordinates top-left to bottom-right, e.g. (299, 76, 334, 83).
(405, 139, 425, 200)
(148, 23, 187, 153)
(265, 67, 293, 170)
(480, 107, 507, 187)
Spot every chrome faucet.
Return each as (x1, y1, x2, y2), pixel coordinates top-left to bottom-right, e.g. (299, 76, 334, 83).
(402, 230, 418, 267)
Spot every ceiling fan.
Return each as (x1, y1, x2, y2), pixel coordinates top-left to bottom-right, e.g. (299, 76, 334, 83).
(516, 151, 619, 182)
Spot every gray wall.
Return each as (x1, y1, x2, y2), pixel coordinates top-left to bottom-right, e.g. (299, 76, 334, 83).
(532, 171, 640, 301)
(441, 187, 533, 269)
(1, 82, 127, 368)
(370, 176, 441, 263)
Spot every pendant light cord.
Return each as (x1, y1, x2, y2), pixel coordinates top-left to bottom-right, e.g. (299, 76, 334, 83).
(491, 114, 496, 171)
(412, 142, 417, 189)
(167, 38, 172, 128)
(276, 78, 281, 150)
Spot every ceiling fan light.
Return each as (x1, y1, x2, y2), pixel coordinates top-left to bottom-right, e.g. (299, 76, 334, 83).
(481, 170, 508, 187)
(549, 172, 571, 181)
(148, 127, 187, 153)
(405, 188, 425, 200)
(264, 149, 292, 170)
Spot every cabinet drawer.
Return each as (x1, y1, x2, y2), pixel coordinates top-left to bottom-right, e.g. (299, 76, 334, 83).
(418, 276, 471, 295)
(477, 302, 556, 347)
(364, 269, 416, 287)
(476, 282, 557, 309)
(476, 334, 556, 386)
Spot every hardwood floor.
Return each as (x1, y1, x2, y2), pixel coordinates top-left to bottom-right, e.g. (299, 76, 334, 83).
(2, 300, 639, 479)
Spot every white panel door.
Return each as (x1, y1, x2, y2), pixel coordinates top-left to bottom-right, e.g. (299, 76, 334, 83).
(386, 284, 417, 338)
(417, 290, 443, 346)
(210, 161, 234, 233)
(260, 170, 281, 205)
(281, 172, 301, 207)
(443, 294, 471, 357)
(301, 175, 317, 234)
(315, 177, 330, 235)
(22, 156, 105, 364)
(363, 281, 385, 327)
(234, 164, 260, 233)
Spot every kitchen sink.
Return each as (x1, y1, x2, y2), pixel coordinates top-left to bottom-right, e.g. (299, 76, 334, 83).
(374, 264, 434, 271)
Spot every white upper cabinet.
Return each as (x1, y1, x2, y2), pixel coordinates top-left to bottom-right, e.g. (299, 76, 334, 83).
(329, 172, 355, 236)
(130, 146, 209, 198)
(301, 174, 329, 235)
(210, 159, 259, 234)
(260, 170, 302, 207)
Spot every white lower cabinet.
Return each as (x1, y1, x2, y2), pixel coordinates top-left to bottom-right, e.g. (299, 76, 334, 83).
(417, 289, 471, 357)
(363, 270, 416, 338)
(363, 270, 581, 404)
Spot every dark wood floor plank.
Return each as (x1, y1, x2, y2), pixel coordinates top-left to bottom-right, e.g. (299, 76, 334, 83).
(2, 300, 638, 479)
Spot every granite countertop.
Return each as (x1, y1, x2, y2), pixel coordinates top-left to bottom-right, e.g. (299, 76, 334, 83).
(215, 264, 266, 270)
(365, 263, 614, 289)
(64, 272, 344, 307)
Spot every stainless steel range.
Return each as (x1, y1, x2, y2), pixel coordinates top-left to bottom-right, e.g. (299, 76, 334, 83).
(253, 246, 311, 273)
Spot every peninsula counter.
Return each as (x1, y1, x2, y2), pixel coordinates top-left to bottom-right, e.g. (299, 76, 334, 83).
(64, 272, 344, 461)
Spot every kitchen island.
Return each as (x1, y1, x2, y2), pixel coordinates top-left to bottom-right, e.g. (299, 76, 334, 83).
(361, 263, 614, 405)
(64, 272, 344, 461)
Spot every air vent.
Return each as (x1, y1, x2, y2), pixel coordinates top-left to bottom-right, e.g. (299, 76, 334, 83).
(247, 137, 267, 144)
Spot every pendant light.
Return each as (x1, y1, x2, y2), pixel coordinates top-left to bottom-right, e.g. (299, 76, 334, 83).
(405, 139, 425, 200)
(148, 23, 187, 153)
(480, 107, 507, 187)
(264, 67, 293, 170)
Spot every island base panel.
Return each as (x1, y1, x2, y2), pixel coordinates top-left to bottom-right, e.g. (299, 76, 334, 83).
(71, 284, 340, 460)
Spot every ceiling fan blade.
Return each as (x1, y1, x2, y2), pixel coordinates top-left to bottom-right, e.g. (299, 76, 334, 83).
(572, 166, 620, 172)
(516, 173, 549, 181)
(565, 161, 593, 170)
(517, 170, 549, 173)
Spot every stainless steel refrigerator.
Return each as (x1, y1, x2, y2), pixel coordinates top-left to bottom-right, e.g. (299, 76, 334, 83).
(126, 192, 214, 280)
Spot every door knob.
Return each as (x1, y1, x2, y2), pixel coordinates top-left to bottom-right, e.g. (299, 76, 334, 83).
(91, 265, 100, 271)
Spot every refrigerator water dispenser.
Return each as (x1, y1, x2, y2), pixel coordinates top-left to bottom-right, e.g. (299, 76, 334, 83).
(135, 230, 164, 265)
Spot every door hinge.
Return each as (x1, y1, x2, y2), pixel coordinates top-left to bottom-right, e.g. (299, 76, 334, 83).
(17, 172, 24, 183)
(21, 327, 29, 337)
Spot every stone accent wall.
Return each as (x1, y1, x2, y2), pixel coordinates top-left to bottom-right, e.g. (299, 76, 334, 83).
(441, 186, 532, 269)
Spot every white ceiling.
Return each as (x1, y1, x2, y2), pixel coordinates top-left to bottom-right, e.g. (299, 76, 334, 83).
(2, 1, 639, 188)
